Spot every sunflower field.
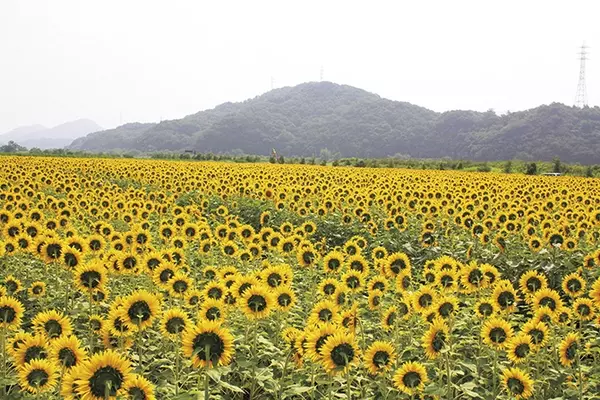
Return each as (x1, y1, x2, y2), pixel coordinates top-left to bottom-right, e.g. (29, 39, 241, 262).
(1, 156, 600, 399)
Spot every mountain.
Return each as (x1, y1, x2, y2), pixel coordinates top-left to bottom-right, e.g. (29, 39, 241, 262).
(68, 82, 600, 163)
(2, 119, 102, 149)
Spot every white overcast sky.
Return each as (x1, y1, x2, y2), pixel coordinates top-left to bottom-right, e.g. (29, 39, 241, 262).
(1, 0, 599, 133)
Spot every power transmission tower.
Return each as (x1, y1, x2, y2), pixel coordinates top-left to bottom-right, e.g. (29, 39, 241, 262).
(575, 43, 589, 108)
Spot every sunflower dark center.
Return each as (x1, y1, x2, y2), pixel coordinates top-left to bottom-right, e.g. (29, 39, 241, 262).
(5, 281, 18, 294)
(390, 259, 405, 274)
(192, 332, 225, 364)
(507, 377, 525, 395)
(123, 257, 137, 270)
(24, 346, 47, 363)
(323, 284, 336, 295)
(267, 273, 282, 287)
(248, 294, 267, 312)
(327, 259, 341, 271)
(566, 342, 578, 360)
(515, 343, 530, 358)
(81, 271, 101, 289)
(372, 296, 381, 307)
(346, 276, 360, 289)
(498, 291, 515, 308)
(526, 278, 542, 292)
(315, 334, 332, 354)
(489, 327, 507, 344)
(0, 306, 16, 323)
(27, 368, 49, 388)
(402, 371, 422, 388)
(90, 319, 102, 331)
(350, 261, 364, 272)
(159, 270, 174, 283)
(432, 331, 446, 352)
(277, 293, 291, 307)
(386, 312, 397, 326)
(318, 309, 333, 322)
(373, 282, 385, 291)
(567, 279, 582, 293)
(207, 287, 222, 299)
(129, 387, 147, 400)
(373, 351, 390, 368)
(330, 343, 355, 367)
(440, 275, 454, 287)
(58, 348, 77, 367)
(166, 317, 186, 334)
(206, 307, 221, 321)
(128, 301, 151, 323)
(419, 294, 433, 308)
(44, 320, 63, 338)
(539, 297, 556, 311)
(113, 317, 129, 333)
(398, 303, 409, 317)
(302, 251, 315, 264)
(47, 244, 62, 258)
(577, 304, 591, 316)
(188, 295, 200, 305)
(32, 285, 43, 294)
(478, 303, 493, 316)
(468, 269, 483, 285)
(439, 302, 454, 317)
(425, 272, 436, 283)
(89, 366, 124, 397)
(173, 280, 189, 293)
(529, 329, 544, 345)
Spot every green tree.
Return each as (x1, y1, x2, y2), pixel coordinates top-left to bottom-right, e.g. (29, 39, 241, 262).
(525, 162, 537, 175)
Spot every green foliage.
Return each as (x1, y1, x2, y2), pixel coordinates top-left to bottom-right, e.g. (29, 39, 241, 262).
(66, 82, 600, 164)
(525, 162, 538, 175)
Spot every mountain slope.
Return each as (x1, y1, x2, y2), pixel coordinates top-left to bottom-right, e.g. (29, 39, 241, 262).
(68, 82, 600, 163)
(3, 119, 102, 149)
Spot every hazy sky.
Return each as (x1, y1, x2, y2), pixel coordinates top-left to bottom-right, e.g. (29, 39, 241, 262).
(1, 0, 599, 133)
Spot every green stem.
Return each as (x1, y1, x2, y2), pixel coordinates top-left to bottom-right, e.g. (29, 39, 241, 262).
(492, 349, 498, 397)
(174, 340, 181, 395)
(1, 327, 6, 399)
(346, 369, 352, 400)
(249, 320, 259, 399)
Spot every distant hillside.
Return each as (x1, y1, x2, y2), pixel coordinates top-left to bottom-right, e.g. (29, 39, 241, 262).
(3, 119, 102, 149)
(69, 82, 600, 163)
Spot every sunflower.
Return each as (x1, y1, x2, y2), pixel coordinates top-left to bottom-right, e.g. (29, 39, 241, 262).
(522, 320, 550, 350)
(50, 335, 87, 369)
(572, 297, 595, 321)
(241, 285, 274, 320)
(393, 361, 428, 396)
(181, 320, 234, 368)
(28, 281, 47, 299)
(562, 272, 586, 298)
(308, 299, 340, 326)
(123, 374, 156, 400)
(122, 290, 161, 330)
(340, 304, 359, 332)
(531, 306, 557, 325)
(433, 296, 459, 319)
(7, 331, 32, 358)
(14, 334, 50, 366)
(532, 288, 562, 313)
(368, 276, 389, 293)
(319, 278, 341, 297)
(412, 286, 437, 314)
(323, 251, 345, 274)
(61, 365, 83, 400)
(481, 317, 513, 349)
(345, 254, 370, 276)
(152, 263, 178, 289)
(297, 246, 319, 268)
(518, 270, 547, 297)
(168, 272, 193, 298)
(422, 317, 448, 360)
(506, 334, 532, 364)
(107, 307, 135, 337)
(435, 268, 457, 292)
(460, 262, 484, 293)
(203, 282, 226, 302)
(3, 275, 22, 295)
(32, 309, 73, 340)
(320, 332, 360, 374)
(74, 262, 107, 293)
(18, 359, 59, 394)
(160, 308, 192, 339)
(0, 295, 24, 330)
(76, 349, 133, 399)
(480, 264, 500, 287)
(474, 299, 497, 319)
(502, 367, 534, 399)
(364, 341, 396, 375)
(198, 298, 226, 323)
(395, 271, 412, 293)
(274, 286, 296, 312)
(384, 252, 411, 278)
(305, 323, 338, 361)
(341, 270, 365, 293)
(231, 275, 259, 298)
(492, 281, 518, 314)
(89, 315, 106, 334)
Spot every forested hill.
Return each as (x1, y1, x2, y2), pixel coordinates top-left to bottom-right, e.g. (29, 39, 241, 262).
(69, 82, 600, 163)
